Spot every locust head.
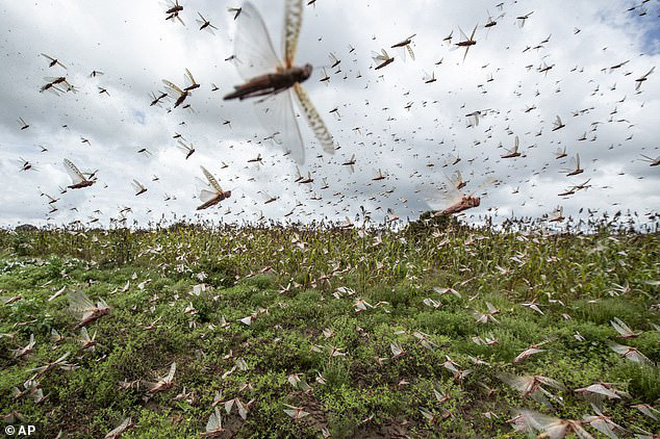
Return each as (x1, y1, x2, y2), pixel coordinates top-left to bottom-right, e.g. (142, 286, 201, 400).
(301, 64, 313, 81)
(466, 195, 481, 208)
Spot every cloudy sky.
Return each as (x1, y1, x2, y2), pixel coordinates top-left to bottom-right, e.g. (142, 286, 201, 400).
(0, 0, 659, 228)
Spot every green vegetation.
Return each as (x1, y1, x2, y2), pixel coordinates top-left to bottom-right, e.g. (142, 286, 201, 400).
(0, 222, 658, 438)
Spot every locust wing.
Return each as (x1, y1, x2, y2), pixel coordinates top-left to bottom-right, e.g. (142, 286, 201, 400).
(204, 407, 223, 434)
(417, 182, 461, 212)
(63, 159, 85, 184)
(200, 166, 223, 192)
(164, 362, 177, 382)
(184, 68, 197, 88)
(199, 189, 219, 203)
(254, 90, 305, 164)
(565, 154, 580, 172)
(293, 83, 335, 155)
(406, 45, 415, 61)
(104, 417, 132, 439)
(372, 49, 391, 64)
(234, 2, 282, 80)
(67, 290, 96, 320)
(282, 0, 304, 67)
(162, 79, 184, 95)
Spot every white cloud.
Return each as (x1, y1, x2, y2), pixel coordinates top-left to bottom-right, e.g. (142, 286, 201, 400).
(0, 0, 658, 228)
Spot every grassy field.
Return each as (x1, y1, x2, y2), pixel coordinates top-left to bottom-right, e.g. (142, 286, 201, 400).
(0, 219, 659, 438)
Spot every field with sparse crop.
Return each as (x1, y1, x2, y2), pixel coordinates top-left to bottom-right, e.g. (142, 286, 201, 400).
(1, 220, 659, 438)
